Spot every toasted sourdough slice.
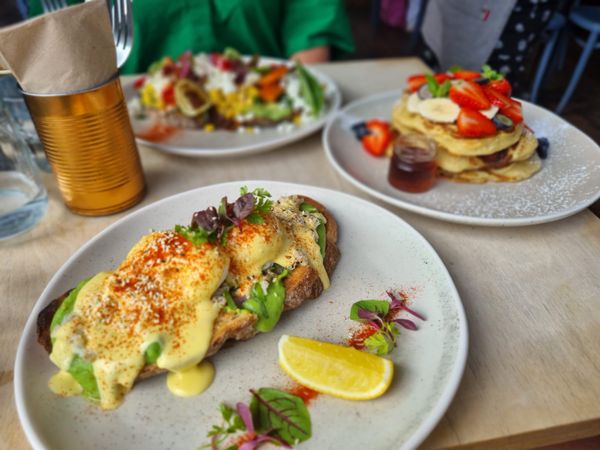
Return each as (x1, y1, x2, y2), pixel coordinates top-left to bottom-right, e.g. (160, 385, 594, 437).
(36, 196, 340, 380)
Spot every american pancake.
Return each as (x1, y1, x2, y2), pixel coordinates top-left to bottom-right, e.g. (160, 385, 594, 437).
(390, 67, 543, 184)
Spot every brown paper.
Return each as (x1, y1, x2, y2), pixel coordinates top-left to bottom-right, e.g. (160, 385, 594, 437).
(0, 0, 117, 94)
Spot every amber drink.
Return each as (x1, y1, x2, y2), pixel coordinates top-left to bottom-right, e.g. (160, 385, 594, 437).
(23, 75, 145, 215)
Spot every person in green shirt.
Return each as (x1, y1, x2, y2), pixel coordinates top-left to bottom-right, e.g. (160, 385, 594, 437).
(28, 0, 355, 74)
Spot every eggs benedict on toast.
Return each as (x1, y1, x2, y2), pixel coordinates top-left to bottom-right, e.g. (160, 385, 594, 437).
(37, 188, 340, 410)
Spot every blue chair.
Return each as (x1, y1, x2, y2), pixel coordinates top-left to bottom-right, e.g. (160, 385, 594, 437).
(555, 5, 600, 113)
(530, 12, 567, 104)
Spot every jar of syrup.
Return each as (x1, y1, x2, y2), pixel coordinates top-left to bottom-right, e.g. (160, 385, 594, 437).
(388, 133, 437, 193)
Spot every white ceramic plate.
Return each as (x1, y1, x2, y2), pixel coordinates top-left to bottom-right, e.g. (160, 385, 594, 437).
(124, 58, 341, 157)
(324, 90, 600, 226)
(15, 181, 467, 450)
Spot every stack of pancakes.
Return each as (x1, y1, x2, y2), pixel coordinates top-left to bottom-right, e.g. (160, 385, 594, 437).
(392, 94, 541, 183)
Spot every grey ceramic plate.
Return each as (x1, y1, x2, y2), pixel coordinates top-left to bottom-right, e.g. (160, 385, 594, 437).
(15, 181, 467, 450)
(324, 90, 600, 226)
(124, 58, 341, 157)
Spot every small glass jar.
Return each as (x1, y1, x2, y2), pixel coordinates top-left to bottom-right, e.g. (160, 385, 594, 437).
(388, 133, 438, 193)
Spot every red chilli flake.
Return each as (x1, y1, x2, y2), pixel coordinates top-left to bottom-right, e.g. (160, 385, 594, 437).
(287, 384, 319, 405)
(347, 324, 378, 350)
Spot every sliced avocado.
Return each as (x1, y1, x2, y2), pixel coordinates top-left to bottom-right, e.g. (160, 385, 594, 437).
(68, 355, 100, 401)
(50, 278, 90, 342)
(143, 341, 162, 365)
(300, 202, 326, 258)
(245, 102, 292, 121)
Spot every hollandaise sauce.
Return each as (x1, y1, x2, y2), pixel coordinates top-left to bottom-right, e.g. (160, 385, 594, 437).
(49, 231, 229, 409)
(224, 196, 329, 297)
(48, 371, 83, 397)
(167, 360, 215, 397)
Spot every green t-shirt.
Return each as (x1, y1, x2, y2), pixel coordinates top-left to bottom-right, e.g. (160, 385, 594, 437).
(29, 0, 355, 74)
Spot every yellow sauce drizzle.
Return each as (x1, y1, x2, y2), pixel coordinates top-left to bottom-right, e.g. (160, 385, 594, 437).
(48, 371, 83, 397)
(166, 361, 215, 397)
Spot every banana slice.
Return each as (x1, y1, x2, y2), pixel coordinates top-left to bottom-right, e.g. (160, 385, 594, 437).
(417, 98, 459, 123)
(407, 92, 421, 114)
(480, 105, 499, 119)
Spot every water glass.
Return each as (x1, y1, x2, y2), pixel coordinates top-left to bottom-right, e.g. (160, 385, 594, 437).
(0, 75, 50, 172)
(0, 98, 48, 240)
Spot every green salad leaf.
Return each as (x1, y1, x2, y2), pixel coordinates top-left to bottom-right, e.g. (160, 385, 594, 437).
(245, 102, 292, 121)
(174, 224, 209, 246)
(50, 278, 90, 341)
(299, 202, 326, 257)
(242, 270, 288, 332)
(296, 62, 324, 116)
(68, 355, 100, 401)
(143, 341, 162, 365)
(349, 299, 390, 321)
(250, 388, 311, 445)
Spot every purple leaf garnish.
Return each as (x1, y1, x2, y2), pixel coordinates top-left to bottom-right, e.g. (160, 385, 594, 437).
(357, 308, 380, 322)
(239, 434, 292, 450)
(394, 318, 418, 331)
(387, 291, 426, 321)
(236, 402, 254, 434)
(191, 206, 219, 232)
(233, 193, 255, 223)
(357, 308, 383, 330)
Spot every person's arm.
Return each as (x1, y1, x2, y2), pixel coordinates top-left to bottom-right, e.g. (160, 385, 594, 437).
(282, 0, 354, 61)
(291, 46, 331, 64)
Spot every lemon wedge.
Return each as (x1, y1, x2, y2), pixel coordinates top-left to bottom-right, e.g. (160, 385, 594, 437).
(278, 335, 394, 400)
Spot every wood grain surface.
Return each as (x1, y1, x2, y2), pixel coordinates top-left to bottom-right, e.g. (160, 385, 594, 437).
(1, 58, 599, 450)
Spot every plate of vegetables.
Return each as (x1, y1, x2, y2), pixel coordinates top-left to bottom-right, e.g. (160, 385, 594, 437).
(125, 49, 341, 157)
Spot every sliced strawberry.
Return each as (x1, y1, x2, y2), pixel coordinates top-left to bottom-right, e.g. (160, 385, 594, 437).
(488, 78, 512, 96)
(434, 73, 452, 83)
(456, 108, 497, 137)
(407, 75, 427, 92)
(453, 70, 481, 81)
(500, 99, 523, 124)
(361, 120, 392, 156)
(484, 86, 512, 110)
(449, 81, 491, 110)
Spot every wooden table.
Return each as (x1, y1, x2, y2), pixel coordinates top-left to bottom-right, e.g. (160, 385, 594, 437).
(1, 58, 599, 450)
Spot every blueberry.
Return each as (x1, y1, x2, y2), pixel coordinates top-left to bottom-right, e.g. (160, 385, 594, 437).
(351, 122, 370, 140)
(536, 137, 549, 159)
(492, 114, 514, 130)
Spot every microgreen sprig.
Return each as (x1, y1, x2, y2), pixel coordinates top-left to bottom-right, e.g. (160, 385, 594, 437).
(425, 74, 451, 98)
(176, 187, 272, 245)
(349, 290, 426, 356)
(200, 388, 310, 450)
(481, 64, 504, 81)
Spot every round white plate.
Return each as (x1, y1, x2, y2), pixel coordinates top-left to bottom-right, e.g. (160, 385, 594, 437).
(15, 181, 467, 450)
(324, 90, 600, 226)
(124, 58, 341, 157)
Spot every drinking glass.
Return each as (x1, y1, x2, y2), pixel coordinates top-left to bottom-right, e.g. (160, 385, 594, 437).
(0, 96, 48, 240)
(0, 75, 50, 172)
